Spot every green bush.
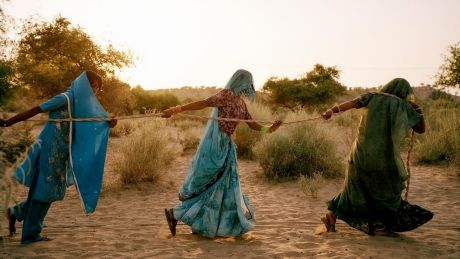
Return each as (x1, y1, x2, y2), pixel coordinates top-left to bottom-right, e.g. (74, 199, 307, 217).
(234, 101, 275, 159)
(254, 123, 343, 182)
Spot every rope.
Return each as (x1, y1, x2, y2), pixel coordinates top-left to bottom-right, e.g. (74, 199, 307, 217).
(23, 112, 324, 125)
(62, 93, 88, 215)
(404, 130, 415, 201)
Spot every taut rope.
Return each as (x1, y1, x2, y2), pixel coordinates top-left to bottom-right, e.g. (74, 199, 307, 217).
(404, 130, 415, 201)
(24, 113, 324, 125)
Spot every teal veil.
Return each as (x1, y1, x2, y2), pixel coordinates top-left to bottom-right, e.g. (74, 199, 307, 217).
(380, 78, 413, 100)
(224, 69, 255, 101)
(16, 72, 110, 214)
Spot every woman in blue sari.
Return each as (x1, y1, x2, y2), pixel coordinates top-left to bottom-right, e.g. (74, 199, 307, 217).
(1, 71, 117, 244)
(162, 69, 282, 238)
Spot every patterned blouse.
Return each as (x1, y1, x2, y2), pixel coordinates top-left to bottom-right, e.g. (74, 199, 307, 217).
(204, 89, 252, 135)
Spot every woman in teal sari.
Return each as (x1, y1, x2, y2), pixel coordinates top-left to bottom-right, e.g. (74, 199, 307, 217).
(321, 78, 433, 235)
(162, 69, 282, 238)
(1, 71, 117, 244)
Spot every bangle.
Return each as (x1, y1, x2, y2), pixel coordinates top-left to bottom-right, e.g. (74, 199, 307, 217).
(260, 126, 270, 134)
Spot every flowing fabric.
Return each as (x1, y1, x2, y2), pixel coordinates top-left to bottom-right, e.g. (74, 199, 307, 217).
(327, 78, 433, 233)
(173, 70, 256, 238)
(16, 72, 110, 214)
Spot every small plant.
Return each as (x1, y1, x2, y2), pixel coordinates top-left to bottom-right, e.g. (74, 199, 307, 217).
(299, 172, 325, 199)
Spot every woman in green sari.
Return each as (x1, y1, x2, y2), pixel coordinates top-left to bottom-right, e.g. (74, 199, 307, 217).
(321, 78, 433, 235)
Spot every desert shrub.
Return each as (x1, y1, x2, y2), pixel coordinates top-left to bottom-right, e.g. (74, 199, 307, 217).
(234, 101, 275, 159)
(414, 99, 460, 167)
(172, 119, 205, 150)
(0, 125, 34, 164)
(115, 120, 181, 184)
(172, 119, 205, 131)
(110, 120, 139, 137)
(254, 122, 343, 182)
(179, 127, 203, 150)
(299, 172, 325, 199)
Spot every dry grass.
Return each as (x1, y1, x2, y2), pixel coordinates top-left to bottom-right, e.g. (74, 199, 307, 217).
(115, 119, 181, 184)
(299, 172, 325, 199)
(179, 126, 203, 150)
(414, 99, 460, 168)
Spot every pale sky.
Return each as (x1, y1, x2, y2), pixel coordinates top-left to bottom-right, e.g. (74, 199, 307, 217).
(4, 0, 460, 89)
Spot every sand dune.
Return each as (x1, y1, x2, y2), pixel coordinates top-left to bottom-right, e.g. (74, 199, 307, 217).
(2, 142, 459, 258)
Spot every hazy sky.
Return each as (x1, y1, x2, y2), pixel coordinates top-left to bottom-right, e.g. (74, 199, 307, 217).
(4, 0, 460, 89)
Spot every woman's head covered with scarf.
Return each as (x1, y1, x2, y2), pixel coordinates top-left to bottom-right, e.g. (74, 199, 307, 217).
(380, 78, 414, 100)
(225, 69, 256, 101)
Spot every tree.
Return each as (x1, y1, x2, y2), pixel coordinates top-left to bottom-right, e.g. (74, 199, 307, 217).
(132, 86, 180, 113)
(0, 61, 14, 106)
(0, 1, 15, 105)
(436, 42, 460, 87)
(262, 64, 346, 110)
(15, 16, 133, 98)
(98, 77, 135, 115)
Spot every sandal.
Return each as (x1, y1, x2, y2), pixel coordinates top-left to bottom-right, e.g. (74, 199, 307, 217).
(164, 208, 177, 236)
(7, 208, 16, 237)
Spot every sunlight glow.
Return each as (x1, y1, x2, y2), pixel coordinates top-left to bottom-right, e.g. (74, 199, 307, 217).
(4, 0, 460, 89)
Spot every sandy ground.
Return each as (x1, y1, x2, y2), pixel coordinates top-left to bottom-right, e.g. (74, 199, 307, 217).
(1, 139, 460, 258)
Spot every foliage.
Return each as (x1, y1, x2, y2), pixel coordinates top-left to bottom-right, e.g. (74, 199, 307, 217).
(98, 77, 135, 115)
(0, 61, 14, 106)
(150, 86, 219, 103)
(15, 16, 133, 98)
(435, 42, 460, 87)
(109, 119, 139, 137)
(254, 123, 343, 182)
(262, 64, 346, 111)
(0, 3, 15, 107)
(115, 120, 181, 184)
(132, 86, 180, 113)
(234, 100, 275, 159)
(0, 125, 33, 164)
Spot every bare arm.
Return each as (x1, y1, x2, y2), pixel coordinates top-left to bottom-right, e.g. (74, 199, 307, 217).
(161, 100, 209, 118)
(322, 100, 359, 120)
(0, 106, 43, 127)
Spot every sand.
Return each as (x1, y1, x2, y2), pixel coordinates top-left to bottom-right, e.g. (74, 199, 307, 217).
(1, 140, 459, 258)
